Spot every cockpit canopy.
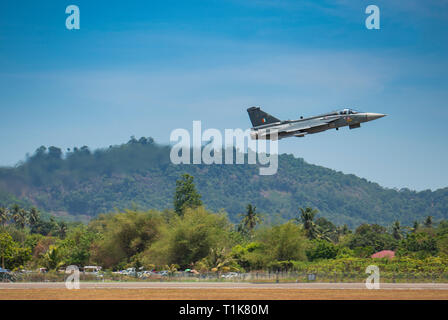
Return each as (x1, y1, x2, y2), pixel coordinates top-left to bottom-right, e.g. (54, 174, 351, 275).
(339, 108, 359, 115)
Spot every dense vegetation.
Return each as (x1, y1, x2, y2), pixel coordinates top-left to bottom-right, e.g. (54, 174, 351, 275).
(1, 194, 448, 279)
(0, 137, 447, 227)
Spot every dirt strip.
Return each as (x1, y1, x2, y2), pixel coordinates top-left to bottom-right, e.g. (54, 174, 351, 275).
(2, 282, 448, 290)
(1, 288, 448, 300)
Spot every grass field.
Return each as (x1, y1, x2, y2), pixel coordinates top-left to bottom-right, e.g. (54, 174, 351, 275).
(1, 288, 448, 300)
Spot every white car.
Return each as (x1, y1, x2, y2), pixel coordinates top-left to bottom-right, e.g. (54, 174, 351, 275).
(221, 272, 239, 279)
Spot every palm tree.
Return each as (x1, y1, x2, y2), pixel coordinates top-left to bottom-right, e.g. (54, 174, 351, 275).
(412, 221, 419, 233)
(11, 205, 28, 229)
(238, 204, 262, 237)
(317, 227, 335, 242)
(57, 222, 67, 239)
(208, 247, 233, 272)
(424, 216, 433, 228)
(0, 207, 10, 228)
(338, 224, 351, 236)
(163, 264, 179, 276)
(10, 204, 20, 217)
(392, 221, 402, 240)
(28, 207, 40, 227)
(42, 245, 63, 270)
(298, 207, 319, 239)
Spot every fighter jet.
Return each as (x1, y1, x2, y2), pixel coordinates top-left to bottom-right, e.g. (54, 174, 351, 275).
(247, 106, 386, 140)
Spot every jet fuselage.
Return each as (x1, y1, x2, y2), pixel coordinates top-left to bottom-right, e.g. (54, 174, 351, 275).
(248, 107, 386, 140)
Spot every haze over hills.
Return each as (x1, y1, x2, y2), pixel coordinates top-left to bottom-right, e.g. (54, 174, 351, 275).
(0, 137, 447, 228)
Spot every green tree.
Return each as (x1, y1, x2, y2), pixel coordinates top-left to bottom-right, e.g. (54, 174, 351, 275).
(57, 225, 99, 266)
(0, 232, 14, 269)
(306, 239, 338, 261)
(230, 242, 263, 271)
(10, 204, 20, 220)
(238, 204, 262, 238)
(349, 224, 397, 254)
(57, 221, 68, 239)
(315, 217, 340, 242)
(339, 224, 351, 236)
(258, 222, 308, 263)
(424, 216, 433, 228)
(28, 207, 40, 227)
(42, 245, 64, 270)
(173, 174, 203, 216)
(412, 221, 419, 233)
(399, 232, 438, 257)
(298, 207, 319, 240)
(199, 247, 235, 272)
(0, 207, 9, 228)
(90, 210, 164, 269)
(31, 217, 58, 236)
(0, 232, 30, 270)
(392, 221, 402, 240)
(147, 207, 232, 269)
(12, 206, 28, 229)
(164, 263, 179, 275)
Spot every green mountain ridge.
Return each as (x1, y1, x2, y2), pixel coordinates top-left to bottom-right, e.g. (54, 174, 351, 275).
(0, 138, 447, 228)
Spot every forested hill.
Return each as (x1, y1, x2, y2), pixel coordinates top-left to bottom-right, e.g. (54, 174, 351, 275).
(0, 137, 447, 228)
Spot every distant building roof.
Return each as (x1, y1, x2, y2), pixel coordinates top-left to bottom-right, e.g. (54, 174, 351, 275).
(371, 250, 395, 259)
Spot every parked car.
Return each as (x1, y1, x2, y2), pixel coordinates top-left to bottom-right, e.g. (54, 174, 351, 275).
(20, 269, 32, 274)
(0, 268, 15, 282)
(83, 266, 103, 278)
(221, 272, 239, 279)
(83, 266, 102, 274)
(138, 270, 150, 278)
(38, 267, 47, 273)
(139, 270, 156, 278)
(121, 267, 137, 276)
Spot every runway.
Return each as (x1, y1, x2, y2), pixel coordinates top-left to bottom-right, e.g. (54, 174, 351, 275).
(2, 282, 448, 290)
(2, 282, 448, 299)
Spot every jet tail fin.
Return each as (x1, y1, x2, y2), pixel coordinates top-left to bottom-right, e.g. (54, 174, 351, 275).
(247, 106, 281, 127)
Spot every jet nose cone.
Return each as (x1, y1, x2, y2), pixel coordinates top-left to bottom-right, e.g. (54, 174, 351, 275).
(366, 113, 386, 121)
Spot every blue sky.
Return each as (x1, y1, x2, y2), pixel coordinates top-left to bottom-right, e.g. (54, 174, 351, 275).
(0, 0, 447, 191)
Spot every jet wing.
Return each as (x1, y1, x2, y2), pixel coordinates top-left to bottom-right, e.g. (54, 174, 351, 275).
(316, 116, 339, 124)
(284, 116, 338, 133)
(281, 116, 339, 136)
(284, 126, 310, 133)
(281, 118, 337, 133)
(252, 116, 339, 139)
